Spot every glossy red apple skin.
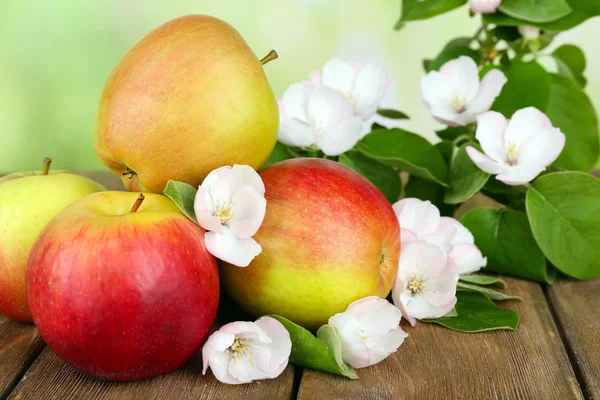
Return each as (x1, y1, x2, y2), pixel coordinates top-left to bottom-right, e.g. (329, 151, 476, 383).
(26, 192, 219, 381)
(220, 158, 401, 330)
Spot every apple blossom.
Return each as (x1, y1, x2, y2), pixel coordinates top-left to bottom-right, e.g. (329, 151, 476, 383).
(421, 56, 507, 126)
(202, 317, 291, 384)
(466, 108, 566, 185)
(470, 0, 501, 14)
(392, 198, 487, 275)
(328, 296, 407, 368)
(194, 164, 266, 267)
(277, 82, 363, 156)
(518, 26, 541, 40)
(392, 241, 459, 325)
(310, 58, 387, 120)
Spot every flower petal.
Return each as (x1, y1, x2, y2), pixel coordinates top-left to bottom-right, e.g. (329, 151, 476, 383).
(465, 70, 508, 117)
(519, 127, 566, 168)
(328, 312, 371, 368)
(421, 71, 452, 108)
(209, 165, 265, 204)
(229, 185, 267, 238)
(255, 317, 292, 371)
(495, 165, 546, 186)
(439, 56, 480, 104)
(227, 354, 264, 383)
(194, 184, 224, 234)
(205, 229, 262, 267)
(281, 81, 313, 122)
(504, 107, 553, 147)
(315, 116, 363, 156)
(353, 63, 387, 120)
(401, 228, 418, 248)
(307, 86, 355, 134)
(431, 105, 463, 126)
(391, 283, 417, 326)
(466, 146, 509, 175)
(392, 198, 440, 239)
(436, 217, 474, 245)
(368, 326, 407, 365)
(450, 243, 487, 275)
(278, 118, 315, 148)
(475, 111, 509, 163)
(470, 0, 502, 14)
(423, 259, 459, 307)
(321, 58, 358, 96)
(352, 297, 402, 341)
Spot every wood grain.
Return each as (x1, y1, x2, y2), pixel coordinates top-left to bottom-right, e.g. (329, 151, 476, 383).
(298, 277, 583, 400)
(546, 278, 600, 399)
(7, 294, 297, 400)
(0, 317, 45, 399)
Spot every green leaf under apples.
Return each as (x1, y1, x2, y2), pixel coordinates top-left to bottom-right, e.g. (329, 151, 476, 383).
(457, 281, 521, 301)
(547, 74, 599, 172)
(423, 292, 519, 332)
(498, 0, 572, 23)
(263, 142, 295, 168)
(459, 275, 507, 289)
(485, 0, 600, 31)
(396, 0, 467, 25)
(405, 176, 456, 217)
(492, 60, 551, 118)
(270, 315, 358, 379)
(164, 180, 198, 224)
(356, 129, 449, 186)
(444, 143, 490, 204)
(460, 208, 555, 283)
(526, 172, 600, 280)
(553, 44, 587, 87)
(377, 109, 409, 119)
(339, 151, 402, 203)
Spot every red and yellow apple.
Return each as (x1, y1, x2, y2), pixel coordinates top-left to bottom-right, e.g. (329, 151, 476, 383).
(0, 159, 105, 322)
(93, 15, 279, 193)
(220, 158, 401, 330)
(26, 191, 219, 381)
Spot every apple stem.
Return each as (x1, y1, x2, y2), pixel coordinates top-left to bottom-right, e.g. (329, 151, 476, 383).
(130, 194, 145, 213)
(42, 157, 52, 175)
(260, 50, 278, 65)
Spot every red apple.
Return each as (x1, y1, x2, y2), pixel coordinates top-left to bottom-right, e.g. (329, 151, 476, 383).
(26, 192, 219, 381)
(220, 158, 401, 330)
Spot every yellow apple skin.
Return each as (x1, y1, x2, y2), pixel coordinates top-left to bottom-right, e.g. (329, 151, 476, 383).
(93, 15, 279, 193)
(0, 171, 105, 322)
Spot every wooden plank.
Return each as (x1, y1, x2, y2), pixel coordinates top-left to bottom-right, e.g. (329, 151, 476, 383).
(546, 279, 600, 399)
(0, 317, 45, 399)
(7, 294, 297, 400)
(298, 277, 583, 400)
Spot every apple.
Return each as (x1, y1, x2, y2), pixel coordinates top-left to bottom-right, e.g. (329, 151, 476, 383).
(220, 158, 401, 330)
(0, 158, 105, 322)
(94, 15, 279, 193)
(26, 191, 220, 381)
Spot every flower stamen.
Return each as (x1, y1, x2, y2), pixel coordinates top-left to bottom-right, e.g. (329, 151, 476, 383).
(407, 277, 426, 296)
(213, 200, 235, 226)
(505, 140, 524, 165)
(225, 336, 252, 361)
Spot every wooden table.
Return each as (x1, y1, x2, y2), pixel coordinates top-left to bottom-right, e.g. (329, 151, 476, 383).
(1, 171, 598, 400)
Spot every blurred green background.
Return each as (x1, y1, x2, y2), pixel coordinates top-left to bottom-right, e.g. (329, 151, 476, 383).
(1, 0, 599, 172)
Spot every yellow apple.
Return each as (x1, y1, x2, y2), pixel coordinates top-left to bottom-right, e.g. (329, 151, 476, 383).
(0, 158, 106, 321)
(93, 15, 279, 193)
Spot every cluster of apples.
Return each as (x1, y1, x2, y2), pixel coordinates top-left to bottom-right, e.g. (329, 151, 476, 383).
(0, 15, 400, 382)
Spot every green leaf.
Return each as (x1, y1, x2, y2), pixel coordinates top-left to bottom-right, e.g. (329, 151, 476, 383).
(547, 74, 599, 172)
(460, 208, 554, 283)
(552, 44, 587, 87)
(485, 0, 600, 31)
(526, 172, 600, 280)
(163, 180, 198, 224)
(398, 0, 467, 22)
(356, 129, 449, 186)
(435, 141, 454, 165)
(444, 143, 490, 204)
(428, 46, 481, 72)
(444, 307, 459, 317)
(377, 109, 409, 119)
(481, 178, 528, 209)
(436, 126, 469, 141)
(457, 281, 522, 301)
(459, 275, 507, 289)
(339, 151, 402, 203)
(498, 0, 571, 23)
(270, 316, 358, 379)
(424, 292, 519, 332)
(404, 176, 456, 217)
(263, 142, 295, 168)
(492, 60, 551, 118)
